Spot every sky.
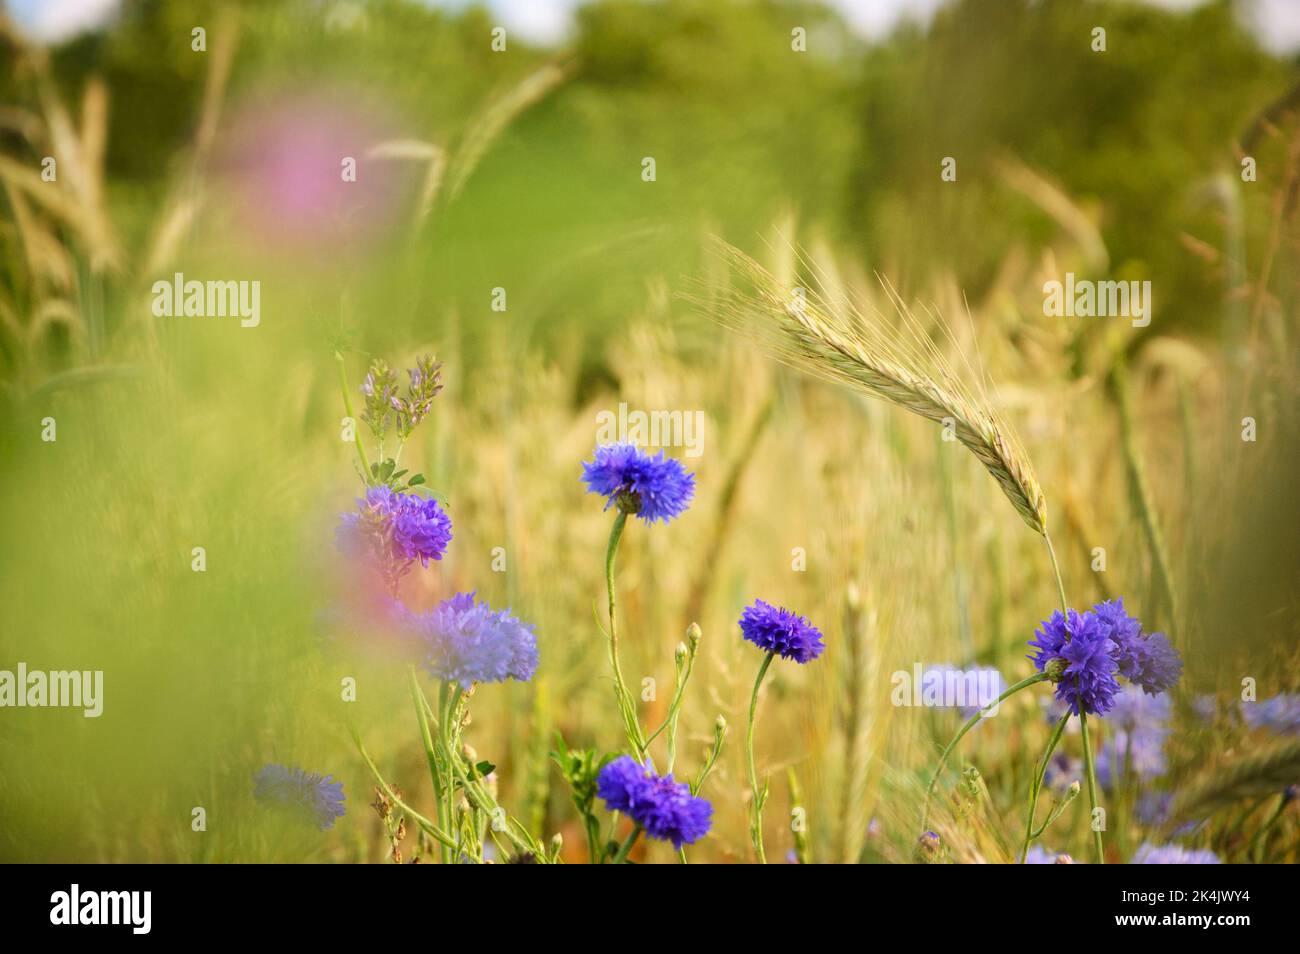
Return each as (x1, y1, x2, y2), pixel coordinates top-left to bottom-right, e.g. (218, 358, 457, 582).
(5, 0, 1300, 53)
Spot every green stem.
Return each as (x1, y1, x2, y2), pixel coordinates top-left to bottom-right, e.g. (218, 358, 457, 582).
(611, 824, 642, 864)
(920, 672, 1049, 831)
(1079, 708, 1105, 864)
(335, 351, 373, 484)
(409, 669, 449, 862)
(1046, 527, 1104, 862)
(692, 718, 727, 795)
(351, 727, 458, 851)
(445, 686, 545, 861)
(1044, 532, 1067, 614)
(1020, 712, 1070, 862)
(747, 651, 776, 864)
(414, 678, 543, 861)
(604, 510, 646, 757)
(436, 681, 455, 862)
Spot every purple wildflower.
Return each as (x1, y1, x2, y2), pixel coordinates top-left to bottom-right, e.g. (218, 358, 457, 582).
(1131, 842, 1221, 864)
(1028, 609, 1121, 715)
(1094, 599, 1182, 696)
(390, 493, 453, 565)
(596, 756, 713, 849)
(336, 487, 452, 591)
(1096, 687, 1172, 790)
(581, 443, 695, 524)
(1241, 693, 1300, 735)
(360, 355, 443, 440)
(413, 592, 538, 688)
(738, 599, 826, 664)
(253, 764, 346, 830)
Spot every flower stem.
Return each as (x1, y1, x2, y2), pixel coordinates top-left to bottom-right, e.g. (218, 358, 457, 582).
(611, 824, 642, 864)
(1020, 711, 1070, 862)
(920, 671, 1049, 831)
(1045, 528, 1104, 862)
(436, 680, 455, 862)
(442, 685, 546, 861)
(335, 351, 373, 484)
(409, 669, 451, 862)
(604, 511, 646, 757)
(1079, 707, 1105, 864)
(351, 726, 458, 851)
(746, 650, 775, 864)
(1044, 531, 1067, 614)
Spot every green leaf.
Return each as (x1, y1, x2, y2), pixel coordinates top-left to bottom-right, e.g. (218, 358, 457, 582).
(407, 473, 426, 486)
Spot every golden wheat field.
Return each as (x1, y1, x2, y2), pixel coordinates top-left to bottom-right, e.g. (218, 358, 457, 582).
(0, 0, 1297, 873)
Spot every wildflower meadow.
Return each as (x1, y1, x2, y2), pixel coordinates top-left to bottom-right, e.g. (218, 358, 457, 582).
(0, 0, 1297, 894)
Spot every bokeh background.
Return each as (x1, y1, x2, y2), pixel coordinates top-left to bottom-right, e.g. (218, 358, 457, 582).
(0, 0, 1297, 863)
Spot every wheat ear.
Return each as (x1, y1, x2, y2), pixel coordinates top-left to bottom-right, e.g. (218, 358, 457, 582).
(702, 239, 1047, 535)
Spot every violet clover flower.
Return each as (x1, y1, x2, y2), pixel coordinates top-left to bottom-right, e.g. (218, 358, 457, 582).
(336, 486, 452, 593)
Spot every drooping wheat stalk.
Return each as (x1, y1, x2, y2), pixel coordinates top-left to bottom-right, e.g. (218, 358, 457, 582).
(702, 238, 1048, 536)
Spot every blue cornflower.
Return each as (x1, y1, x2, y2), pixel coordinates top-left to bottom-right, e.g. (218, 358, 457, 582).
(739, 599, 825, 663)
(1028, 609, 1121, 715)
(596, 755, 712, 849)
(414, 592, 538, 689)
(253, 764, 346, 830)
(1131, 842, 1221, 864)
(1241, 693, 1300, 735)
(581, 443, 695, 524)
(1030, 601, 1180, 715)
(1094, 599, 1182, 696)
